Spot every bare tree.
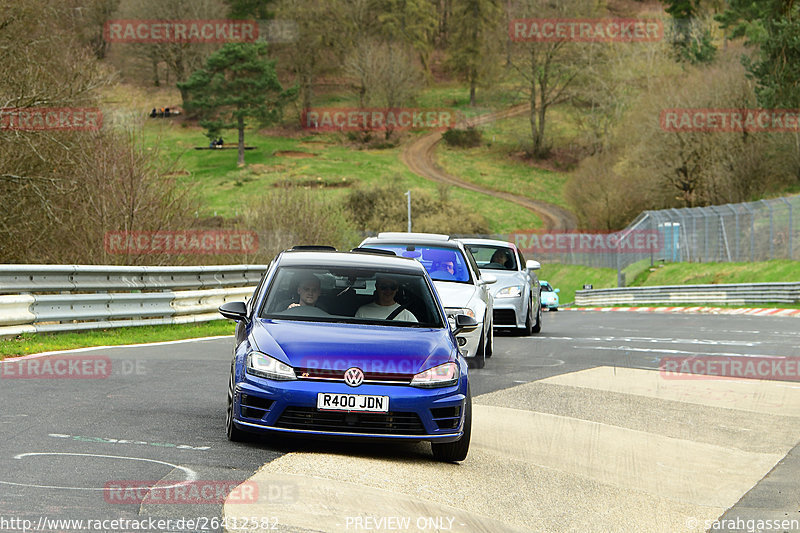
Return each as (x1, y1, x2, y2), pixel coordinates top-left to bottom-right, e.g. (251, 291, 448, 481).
(447, 0, 503, 106)
(110, 0, 227, 89)
(618, 54, 795, 209)
(273, 0, 342, 112)
(345, 40, 423, 139)
(508, 0, 600, 158)
(64, 0, 121, 60)
(0, 0, 198, 264)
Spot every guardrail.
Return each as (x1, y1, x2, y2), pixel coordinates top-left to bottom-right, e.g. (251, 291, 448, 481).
(574, 282, 800, 306)
(0, 265, 268, 338)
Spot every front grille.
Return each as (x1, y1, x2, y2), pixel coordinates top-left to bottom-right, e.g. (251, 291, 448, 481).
(294, 367, 413, 385)
(493, 308, 517, 325)
(276, 406, 425, 435)
(431, 406, 461, 430)
(240, 394, 274, 420)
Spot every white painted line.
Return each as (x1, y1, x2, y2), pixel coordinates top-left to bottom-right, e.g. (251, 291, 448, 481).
(0, 335, 233, 361)
(48, 433, 210, 451)
(538, 336, 761, 347)
(0, 452, 196, 491)
(585, 345, 786, 359)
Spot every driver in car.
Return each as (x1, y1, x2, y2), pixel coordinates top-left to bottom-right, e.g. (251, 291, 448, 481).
(355, 275, 417, 322)
(288, 274, 322, 309)
(489, 249, 512, 268)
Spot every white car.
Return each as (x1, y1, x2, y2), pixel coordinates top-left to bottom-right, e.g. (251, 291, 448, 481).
(460, 238, 542, 335)
(359, 233, 496, 369)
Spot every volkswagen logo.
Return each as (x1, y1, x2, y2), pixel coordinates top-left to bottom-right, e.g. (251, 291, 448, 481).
(344, 367, 364, 387)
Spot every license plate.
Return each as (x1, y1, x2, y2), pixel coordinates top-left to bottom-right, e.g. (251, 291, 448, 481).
(316, 393, 389, 413)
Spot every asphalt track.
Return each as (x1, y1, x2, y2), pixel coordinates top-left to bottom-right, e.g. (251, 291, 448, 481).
(1, 312, 798, 533)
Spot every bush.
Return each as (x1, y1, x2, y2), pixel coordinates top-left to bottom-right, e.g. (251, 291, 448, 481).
(343, 180, 488, 234)
(242, 186, 361, 261)
(442, 127, 482, 148)
(0, 126, 200, 265)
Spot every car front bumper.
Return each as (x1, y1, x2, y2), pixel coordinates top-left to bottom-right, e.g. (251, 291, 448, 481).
(541, 297, 559, 309)
(453, 319, 485, 359)
(233, 373, 468, 442)
(492, 297, 525, 328)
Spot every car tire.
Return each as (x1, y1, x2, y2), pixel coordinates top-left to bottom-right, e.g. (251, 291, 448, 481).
(485, 318, 493, 358)
(551, 307, 558, 312)
(431, 385, 471, 462)
(519, 302, 533, 336)
(532, 303, 542, 333)
(226, 370, 249, 442)
(473, 330, 486, 369)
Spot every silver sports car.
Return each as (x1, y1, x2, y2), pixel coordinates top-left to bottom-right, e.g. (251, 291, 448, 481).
(460, 238, 542, 335)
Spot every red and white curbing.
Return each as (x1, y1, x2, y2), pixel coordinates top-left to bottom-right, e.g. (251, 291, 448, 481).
(565, 306, 800, 317)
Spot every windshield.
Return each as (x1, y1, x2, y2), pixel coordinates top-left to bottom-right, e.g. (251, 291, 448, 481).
(361, 244, 472, 283)
(466, 244, 518, 271)
(541, 282, 553, 292)
(259, 266, 444, 327)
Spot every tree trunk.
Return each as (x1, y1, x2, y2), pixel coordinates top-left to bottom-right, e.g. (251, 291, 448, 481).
(529, 48, 541, 157)
(238, 115, 245, 167)
(536, 101, 548, 158)
(302, 70, 313, 112)
(469, 79, 476, 107)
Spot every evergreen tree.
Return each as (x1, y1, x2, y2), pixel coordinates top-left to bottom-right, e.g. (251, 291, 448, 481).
(178, 42, 297, 166)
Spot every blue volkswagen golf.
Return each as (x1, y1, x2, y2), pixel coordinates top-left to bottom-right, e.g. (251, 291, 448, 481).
(219, 247, 477, 462)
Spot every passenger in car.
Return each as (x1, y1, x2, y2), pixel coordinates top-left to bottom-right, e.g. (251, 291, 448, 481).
(355, 276, 417, 322)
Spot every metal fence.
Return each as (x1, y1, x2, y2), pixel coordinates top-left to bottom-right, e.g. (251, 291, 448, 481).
(574, 282, 800, 307)
(460, 194, 800, 279)
(636, 195, 799, 265)
(0, 264, 267, 338)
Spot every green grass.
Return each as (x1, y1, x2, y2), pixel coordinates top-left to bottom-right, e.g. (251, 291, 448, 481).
(537, 263, 618, 305)
(0, 320, 235, 359)
(414, 83, 526, 118)
(580, 302, 800, 309)
(633, 260, 800, 286)
(142, 118, 540, 232)
(539, 259, 800, 307)
(436, 114, 572, 218)
(122, 79, 571, 233)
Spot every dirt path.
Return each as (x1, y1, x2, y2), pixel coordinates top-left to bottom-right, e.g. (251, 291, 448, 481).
(401, 103, 578, 230)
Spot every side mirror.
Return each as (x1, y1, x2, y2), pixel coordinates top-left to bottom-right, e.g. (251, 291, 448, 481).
(526, 260, 541, 271)
(554, 288, 560, 293)
(219, 301, 249, 323)
(452, 314, 478, 335)
(479, 273, 497, 285)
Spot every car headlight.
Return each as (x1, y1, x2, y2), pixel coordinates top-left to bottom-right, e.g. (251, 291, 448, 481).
(410, 362, 459, 388)
(246, 352, 296, 381)
(445, 307, 475, 319)
(496, 285, 523, 298)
